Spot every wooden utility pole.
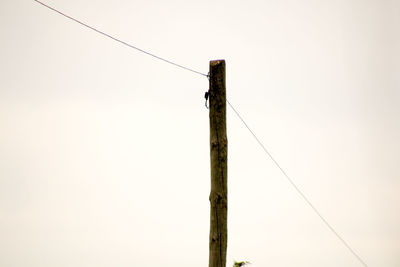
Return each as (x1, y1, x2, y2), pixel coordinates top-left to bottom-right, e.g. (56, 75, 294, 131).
(208, 60, 227, 267)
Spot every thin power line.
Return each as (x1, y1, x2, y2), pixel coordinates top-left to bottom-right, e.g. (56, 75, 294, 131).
(226, 99, 369, 267)
(33, 0, 208, 77)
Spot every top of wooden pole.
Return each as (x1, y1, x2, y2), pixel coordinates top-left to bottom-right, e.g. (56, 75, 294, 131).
(209, 60, 225, 76)
(208, 59, 226, 136)
(209, 59, 226, 95)
(210, 59, 225, 65)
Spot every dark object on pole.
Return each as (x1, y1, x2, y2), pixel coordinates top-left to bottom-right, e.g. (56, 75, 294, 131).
(208, 60, 227, 267)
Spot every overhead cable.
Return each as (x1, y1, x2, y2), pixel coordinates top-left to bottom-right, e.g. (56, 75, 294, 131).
(227, 99, 369, 267)
(33, 0, 208, 77)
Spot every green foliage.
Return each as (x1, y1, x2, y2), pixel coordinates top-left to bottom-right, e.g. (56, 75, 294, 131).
(233, 261, 250, 267)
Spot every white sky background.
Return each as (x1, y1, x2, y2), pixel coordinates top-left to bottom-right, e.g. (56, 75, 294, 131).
(0, 0, 399, 266)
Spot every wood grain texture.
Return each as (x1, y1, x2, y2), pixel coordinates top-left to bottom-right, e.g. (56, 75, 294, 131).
(208, 60, 227, 267)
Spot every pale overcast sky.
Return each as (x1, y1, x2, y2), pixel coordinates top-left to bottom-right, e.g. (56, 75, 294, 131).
(1, 0, 399, 266)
